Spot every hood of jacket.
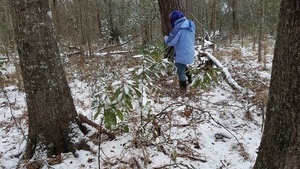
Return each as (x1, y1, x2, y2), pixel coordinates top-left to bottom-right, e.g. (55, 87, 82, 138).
(174, 17, 195, 32)
(165, 17, 195, 45)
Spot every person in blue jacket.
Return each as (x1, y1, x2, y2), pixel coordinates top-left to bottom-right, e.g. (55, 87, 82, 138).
(164, 10, 195, 92)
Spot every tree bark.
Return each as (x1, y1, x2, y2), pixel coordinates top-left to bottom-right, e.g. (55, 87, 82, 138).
(10, 0, 85, 159)
(253, 0, 300, 168)
(158, 0, 185, 36)
(50, 0, 60, 43)
(185, 0, 194, 19)
(257, 0, 264, 63)
(232, 0, 239, 35)
(209, 0, 216, 33)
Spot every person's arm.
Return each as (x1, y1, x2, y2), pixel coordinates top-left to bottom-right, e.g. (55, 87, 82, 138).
(164, 30, 182, 46)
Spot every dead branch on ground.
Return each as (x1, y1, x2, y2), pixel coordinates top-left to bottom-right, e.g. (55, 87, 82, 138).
(196, 47, 254, 96)
(77, 113, 116, 140)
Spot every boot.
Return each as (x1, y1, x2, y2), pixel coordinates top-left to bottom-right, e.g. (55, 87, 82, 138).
(185, 67, 192, 84)
(186, 74, 192, 84)
(179, 81, 187, 93)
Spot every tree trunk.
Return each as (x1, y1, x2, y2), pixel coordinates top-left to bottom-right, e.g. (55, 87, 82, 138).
(158, 0, 184, 36)
(9, 0, 85, 159)
(257, 0, 264, 63)
(232, 0, 239, 35)
(50, 0, 60, 43)
(253, 0, 300, 168)
(96, 0, 103, 38)
(210, 0, 216, 53)
(185, 0, 194, 19)
(200, 0, 206, 46)
(248, 1, 257, 51)
(0, 0, 13, 61)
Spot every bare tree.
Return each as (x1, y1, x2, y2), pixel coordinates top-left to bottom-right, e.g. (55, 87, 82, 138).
(258, 0, 265, 63)
(253, 0, 300, 168)
(0, 0, 14, 60)
(9, 0, 86, 159)
(231, 0, 239, 35)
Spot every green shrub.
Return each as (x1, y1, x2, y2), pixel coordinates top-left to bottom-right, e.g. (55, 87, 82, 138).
(92, 44, 172, 131)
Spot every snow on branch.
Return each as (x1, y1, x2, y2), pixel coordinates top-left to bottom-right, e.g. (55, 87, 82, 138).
(196, 48, 254, 96)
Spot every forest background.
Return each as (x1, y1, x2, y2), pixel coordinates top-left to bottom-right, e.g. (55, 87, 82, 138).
(0, 0, 280, 56)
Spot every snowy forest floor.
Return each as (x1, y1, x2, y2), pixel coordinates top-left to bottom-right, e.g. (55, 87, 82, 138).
(0, 40, 274, 169)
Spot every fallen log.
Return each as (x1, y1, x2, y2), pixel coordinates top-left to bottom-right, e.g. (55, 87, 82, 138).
(78, 113, 116, 140)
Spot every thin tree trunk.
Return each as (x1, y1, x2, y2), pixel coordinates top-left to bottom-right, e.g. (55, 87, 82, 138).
(185, 0, 194, 19)
(232, 0, 239, 35)
(210, 0, 216, 53)
(96, 0, 102, 38)
(258, 0, 264, 63)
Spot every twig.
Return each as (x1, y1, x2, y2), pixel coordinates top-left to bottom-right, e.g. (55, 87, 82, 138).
(153, 164, 177, 169)
(97, 117, 103, 169)
(206, 112, 240, 144)
(220, 159, 228, 169)
(176, 140, 207, 163)
(133, 157, 142, 169)
(141, 102, 184, 129)
(0, 85, 26, 137)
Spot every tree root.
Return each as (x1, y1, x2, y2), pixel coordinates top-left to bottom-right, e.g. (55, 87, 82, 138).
(77, 113, 116, 140)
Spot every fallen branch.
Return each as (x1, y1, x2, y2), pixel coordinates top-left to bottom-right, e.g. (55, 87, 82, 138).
(196, 48, 254, 95)
(177, 154, 207, 163)
(77, 113, 116, 140)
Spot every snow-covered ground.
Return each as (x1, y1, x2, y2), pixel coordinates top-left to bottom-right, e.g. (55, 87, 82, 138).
(0, 43, 273, 169)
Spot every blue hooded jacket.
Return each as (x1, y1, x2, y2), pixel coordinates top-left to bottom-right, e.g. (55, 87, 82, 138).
(165, 16, 195, 65)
